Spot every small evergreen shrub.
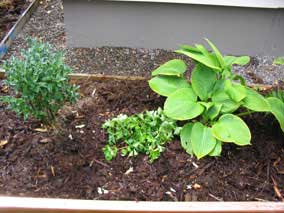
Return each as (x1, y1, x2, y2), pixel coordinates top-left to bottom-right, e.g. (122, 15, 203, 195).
(0, 39, 79, 125)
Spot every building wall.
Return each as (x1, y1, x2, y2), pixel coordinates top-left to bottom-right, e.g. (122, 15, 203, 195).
(63, 0, 284, 56)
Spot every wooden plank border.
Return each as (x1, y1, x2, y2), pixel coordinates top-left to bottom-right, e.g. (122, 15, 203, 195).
(0, 0, 40, 59)
(0, 69, 4, 79)
(104, 0, 284, 9)
(0, 70, 274, 91)
(0, 197, 283, 213)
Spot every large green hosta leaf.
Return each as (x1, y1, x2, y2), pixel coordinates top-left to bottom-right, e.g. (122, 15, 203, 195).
(212, 79, 225, 93)
(224, 56, 250, 67)
(180, 44, 202, 53)
(224, 80, 246, 102)
(152, 59, 187, 77)
(243, 88, 270, 112)
(175, 49, 221, 71)
(209, 140, 222, 157)
(212, 114, 251, 146)
(180, 123, 194, 155)
(191, 122, 217, 159)
(191, 64, 217, 101)
(205, 39, 225, 69)
(195, 44, 219, 68)
(164, 88, 204, 120)
(204, 103, 222, 120)
(212, 90, 240, 113)
(267, 97, 284, 132)
(148, 76, 190, 97)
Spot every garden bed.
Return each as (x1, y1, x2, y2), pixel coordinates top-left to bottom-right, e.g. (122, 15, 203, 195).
(0, 77, 283, 202)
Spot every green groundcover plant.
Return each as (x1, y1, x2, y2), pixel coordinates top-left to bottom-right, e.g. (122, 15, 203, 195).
(102, 108, 179, 162)
(0, 38, 79, 125)
(268, 88, 284, 103)
(273, 57, 284, 65)
(149, 39, 284, 159)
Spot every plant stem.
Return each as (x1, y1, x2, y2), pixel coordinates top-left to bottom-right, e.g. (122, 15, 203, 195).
(118, 146, 128, 150)
(235, 111, 254, 117)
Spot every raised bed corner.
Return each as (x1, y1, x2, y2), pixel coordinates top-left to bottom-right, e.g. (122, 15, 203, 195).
(0, 0, 39, 59)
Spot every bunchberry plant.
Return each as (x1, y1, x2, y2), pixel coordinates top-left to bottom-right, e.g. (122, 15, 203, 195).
(102, 108, 179, 163)
(149, 39, 284, 159)
(0, 38, 79, 125)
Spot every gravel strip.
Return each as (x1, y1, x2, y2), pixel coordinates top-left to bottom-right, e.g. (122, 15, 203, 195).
(1, 0, 284, 85)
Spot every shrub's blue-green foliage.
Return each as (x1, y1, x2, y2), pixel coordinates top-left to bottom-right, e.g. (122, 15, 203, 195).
(0, 38, 79, 124)
(149, 39, 284, 159)
(102, 108, 179, 163)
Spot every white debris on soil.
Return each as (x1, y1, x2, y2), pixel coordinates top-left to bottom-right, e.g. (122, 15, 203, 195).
(186, 184, 192, 190)
(75, 124, 85, 129)
(191, 161, 199, 168)
(68, 134, 73, 140)
(97, 187, 109, 195)
(124, 167, 134, 175)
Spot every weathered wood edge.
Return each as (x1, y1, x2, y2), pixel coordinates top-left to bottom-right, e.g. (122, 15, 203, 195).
(0, 0, 40, 59)
(0, 197, 283, 213)
(0, 69, 274, 91)
(69, 72, 148, 81)
(103, 0, 284, 9)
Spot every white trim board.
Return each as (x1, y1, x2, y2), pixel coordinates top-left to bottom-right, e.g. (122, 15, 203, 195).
(103, 0, 284, 8)
(0, 197, 284, 212)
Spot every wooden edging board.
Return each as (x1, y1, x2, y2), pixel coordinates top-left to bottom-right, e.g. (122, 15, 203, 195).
(0, 0, 40, 59)
(0, 197, 283, 213)
(0, 70, 283, 212)
(0, 70, 274, 91)
(103, 0, 284, 8)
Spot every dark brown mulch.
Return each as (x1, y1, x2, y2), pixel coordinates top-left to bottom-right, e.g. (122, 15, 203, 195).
(0, 0, 30, 41)
(0, 79, 283, 201)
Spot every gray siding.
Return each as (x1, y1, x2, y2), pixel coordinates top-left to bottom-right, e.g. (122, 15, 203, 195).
(63, 0, 284, 56)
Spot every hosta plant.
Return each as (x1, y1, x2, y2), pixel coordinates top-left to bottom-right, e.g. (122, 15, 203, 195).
(102, 108, 179, 163)
(0, 38, 79, 125)
(149, 39, 284, 159)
